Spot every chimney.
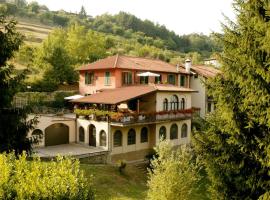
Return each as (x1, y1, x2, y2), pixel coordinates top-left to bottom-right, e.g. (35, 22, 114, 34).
(185, 59, 191, 73)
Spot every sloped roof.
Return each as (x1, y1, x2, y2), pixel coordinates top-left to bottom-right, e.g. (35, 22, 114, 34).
(72, 85, 156, 104)
(79, 55, 188, 74)
(190, 65, 221, 78)
(72, 85, 196, 104)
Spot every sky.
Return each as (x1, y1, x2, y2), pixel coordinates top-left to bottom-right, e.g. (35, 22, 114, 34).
(27, 0, 236, 35)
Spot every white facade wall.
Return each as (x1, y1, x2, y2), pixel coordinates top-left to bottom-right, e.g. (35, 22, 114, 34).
(155, 119, 191, 146)
(190, 75, 207, 117)
(76, 118, 109, 151)
(156, 91, 192, 112)
(111, 125, 151, 155)
(28, 114, 76, 147)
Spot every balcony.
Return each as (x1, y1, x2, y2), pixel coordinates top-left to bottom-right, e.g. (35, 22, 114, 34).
(74, 108, 198, 125)
(110, 109, 193, 125)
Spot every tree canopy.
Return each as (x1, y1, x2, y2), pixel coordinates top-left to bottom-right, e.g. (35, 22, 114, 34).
(193, 0, 270, 199)
(0, 15, 37, 154)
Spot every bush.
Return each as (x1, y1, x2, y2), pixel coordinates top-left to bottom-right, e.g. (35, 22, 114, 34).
(117, 159, 127, 174)
(0, 152, 94, 199)
(147, 141, 201, 200)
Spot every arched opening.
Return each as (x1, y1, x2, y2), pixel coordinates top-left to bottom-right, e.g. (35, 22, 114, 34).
(170, 95, 179, 110)
(170, 124, 178, 140)
(163, 98, 168, 111)
(181, 123, 188, 138)
(99, 130, 106, 147)
(180, 98, 185, 110)
(79, 127, 85, 142)
(127, 128, 136, 145)
(114, 130, 122, 147)
(140, 127, 148, 143)
(89, 124, 96, 146)
(159, 126, 166, 139)
(45, 123, 69, 146)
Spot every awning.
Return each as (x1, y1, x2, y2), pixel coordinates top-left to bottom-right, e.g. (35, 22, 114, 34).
(137, 71, 160, 77)
(64, 95, 84, 100)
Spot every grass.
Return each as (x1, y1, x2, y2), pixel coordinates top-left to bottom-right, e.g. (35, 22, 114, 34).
(80, 163, 210, 200)
(80, 164, 148, 200)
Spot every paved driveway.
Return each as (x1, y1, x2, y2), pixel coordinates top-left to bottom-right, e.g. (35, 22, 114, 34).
(34, 143, 107, 158)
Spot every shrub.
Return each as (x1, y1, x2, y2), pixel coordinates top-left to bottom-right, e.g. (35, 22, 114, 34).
(117, 159, 127, 174)
(147, 140, 201, 200)
(0, 152, 94, 200)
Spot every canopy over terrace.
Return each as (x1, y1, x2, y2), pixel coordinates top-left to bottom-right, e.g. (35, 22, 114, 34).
(137, 71, 160, 77)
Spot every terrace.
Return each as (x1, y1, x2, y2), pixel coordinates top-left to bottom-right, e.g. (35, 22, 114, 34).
(74, 107, 195, 126)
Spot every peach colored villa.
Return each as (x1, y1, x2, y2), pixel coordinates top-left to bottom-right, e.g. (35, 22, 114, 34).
(30, 55, 220, 163)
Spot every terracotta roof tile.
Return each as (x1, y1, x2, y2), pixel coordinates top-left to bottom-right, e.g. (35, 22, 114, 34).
(154, 84, 196, 92)
(72, 85, 156, 104)
(79, 55, 187, 74)
(72, 85, 196, 104)
(190, 65, 221, 78)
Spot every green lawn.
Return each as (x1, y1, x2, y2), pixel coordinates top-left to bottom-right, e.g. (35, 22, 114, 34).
(81, 164, 148, 200)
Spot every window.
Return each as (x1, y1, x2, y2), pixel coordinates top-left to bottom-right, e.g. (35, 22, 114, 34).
(170, 124, 178, 140)
(180, 75, 186, 87)
(170, 95, 179, 110)
(181, 124, 188, 138)
(159, 126, 166, 139)
(79, 127, 85, 142)
(168, 74, 176, 85)
(155, 75, 162, 84)
(207, 102, 212, 113)
(140, 76, 149, 84)
(99, 130, 107, 147)
(163, 98, 168, 111)
(122, 71, 132, 85)
(127, 128, 136, 145)
(114, 130, 122, 147)
(180, 98, 185, 110)
(85, 72, 94, 84)
(105, 71, 111, 85)
(140, 127, 148, 143)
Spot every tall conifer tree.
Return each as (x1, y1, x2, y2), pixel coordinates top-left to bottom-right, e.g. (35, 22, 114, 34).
(193, 0, 270, 199)
(0, 15, 37, 154)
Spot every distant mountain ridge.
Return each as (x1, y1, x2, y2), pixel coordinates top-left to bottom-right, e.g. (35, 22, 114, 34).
(0, 0, 222, 58)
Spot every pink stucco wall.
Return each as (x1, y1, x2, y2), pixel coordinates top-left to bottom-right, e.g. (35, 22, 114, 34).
(79, 68, 186, 95)
(79, 69, 116, 95)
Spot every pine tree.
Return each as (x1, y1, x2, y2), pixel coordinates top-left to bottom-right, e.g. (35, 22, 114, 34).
(79, 6, 87, 19)
(0, 15, 37, 154)
(193, 0, 270, 199)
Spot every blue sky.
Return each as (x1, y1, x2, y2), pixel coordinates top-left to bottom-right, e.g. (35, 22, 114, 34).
(28, 0, 235, 35)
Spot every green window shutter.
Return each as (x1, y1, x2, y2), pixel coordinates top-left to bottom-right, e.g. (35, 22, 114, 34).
(85, 72, 89, 84)
(105, 72, 111, 85)
(180, 75, 186, 87)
